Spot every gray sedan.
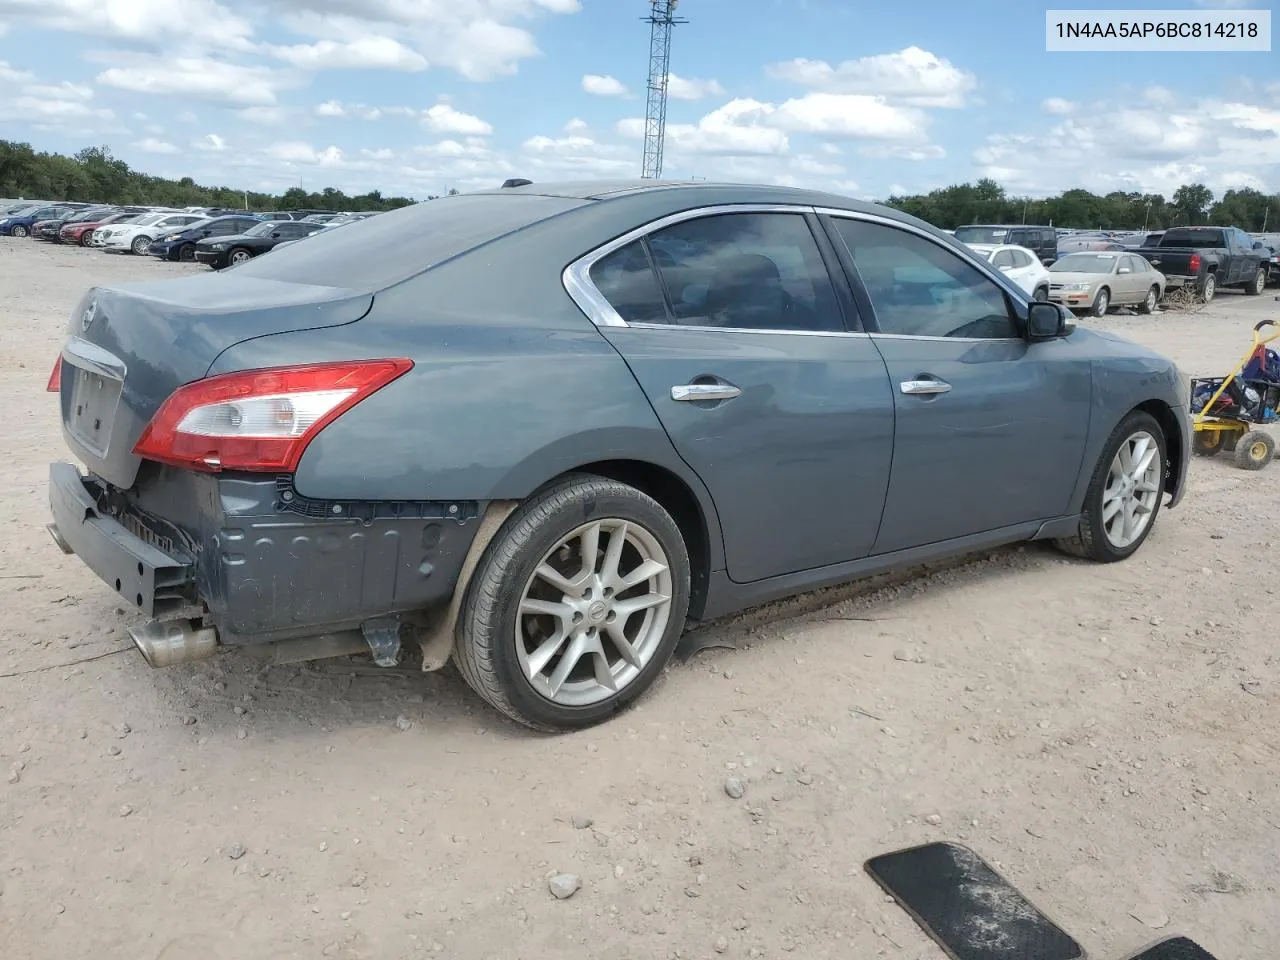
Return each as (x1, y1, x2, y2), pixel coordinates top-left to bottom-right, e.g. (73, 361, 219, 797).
(47, 181, 1190, 730)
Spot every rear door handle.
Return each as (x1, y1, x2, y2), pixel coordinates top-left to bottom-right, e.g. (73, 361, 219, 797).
(900, 378, 952, 396)
(671, 383, 742, 402)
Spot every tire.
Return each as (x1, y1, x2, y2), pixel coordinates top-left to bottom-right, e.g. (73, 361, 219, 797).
(1055, 410, 1166, 563)
(178, 244, 195, 262)
(10, 224, 28, 238)
(79, 233, 92, 247)
(1233, 430, 1274, 470)
(131, 235, 151, 255)
(1032, 285, 1049, 301)
(1200, 273, 1216, 302)
(1090, 287, 1110, 317)
(1244, 268, 1266, 296)
(1138, 285, 1159, 315)
(1192, 430, 1225, 457)
(228, 248, 252, 265)
(453, 475, 692, 732)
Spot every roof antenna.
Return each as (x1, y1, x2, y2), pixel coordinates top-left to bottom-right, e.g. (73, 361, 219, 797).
(501, 178, 533, 189)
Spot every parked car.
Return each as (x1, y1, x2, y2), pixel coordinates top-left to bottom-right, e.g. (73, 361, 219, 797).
(0, 203, 81, 237)
(1046, 251, 1167, 316)
(94, 212, 206, 255)
(1141, 226, 1269, 302)
(61, 211, 143, 246)
(32, 206, 118, 243)
(252, 211, 296, 222)
(45, 181, 1191, 730)
(193, 219, 325, 268)
(1249, 232, 1280, 286)
(952, 224, 1058, 264)
(148, 215, 263, 262)
(962, 243, 1052, 299)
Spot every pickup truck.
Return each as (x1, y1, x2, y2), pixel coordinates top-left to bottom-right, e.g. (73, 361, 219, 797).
(1142, 226, 1270, 301)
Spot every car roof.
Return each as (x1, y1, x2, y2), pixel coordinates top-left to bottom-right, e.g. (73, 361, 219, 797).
(477, 177, 880, 211)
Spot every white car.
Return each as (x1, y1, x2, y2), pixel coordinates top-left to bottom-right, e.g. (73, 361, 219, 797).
(94, 212, 204, 255)
(964, 243, 1052, 299)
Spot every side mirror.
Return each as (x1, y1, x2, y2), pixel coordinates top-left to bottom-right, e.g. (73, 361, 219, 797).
(1027, 302, 1067, 341)
(271, 231, 282, 238)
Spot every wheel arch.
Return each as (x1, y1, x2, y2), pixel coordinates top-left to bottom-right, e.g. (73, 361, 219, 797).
(1133, 399, 1184, 500)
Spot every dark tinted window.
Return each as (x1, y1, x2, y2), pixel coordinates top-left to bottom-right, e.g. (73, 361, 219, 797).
(231, 193, 587, 290)
(953, 226, 1011, 244)
(645, 213, 843, 332)
(208, 219, 240, 235)
(1161, 228, 1226, 247)
(589, 240, 670, 325)
(833, 218, 1018, 339)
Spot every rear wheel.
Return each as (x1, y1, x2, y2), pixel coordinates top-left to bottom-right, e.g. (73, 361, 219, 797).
(10, 224, 28, 238)
(1234, 431, 1274, 470)
(1193, 430, 1226, 457)
(453, 475, 691, 732)
(1032, 284, 1049, 301)
(1200, 273, 1216, 302)
(1090, 287, 1110, 317)
(1056, 410, 1165, 563)
(1139, 285, 1159, 314)
(1245, 268, 1266, 296)
(78, 232, 92, 246)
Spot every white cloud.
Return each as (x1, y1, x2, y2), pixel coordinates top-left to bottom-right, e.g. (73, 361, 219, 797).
(521, 133, 634, 175)
(771, 93, 928, 141)
(666, 74, 725, 101)
(766, 47, 977, 108)
(239, 105, 288, 124)
(136, 137, 178, 154)
(98, 57, 284, 105)
(563, 117, 589, 134)
(582, 73, 627, 97)
(0, 60, 34, 82)
(666, 99, 790, 156)
(22, 80, 93, 101)
(315, 99, 345, 117)
(0, 0, 254, 51)
(268, 36, 427, 72)
(360, 147, 394, 160)
(3, 96, 112, 121)
(266, 141, 347, 166)
(194, 132, 226, 151)
(422, 103, 492, 135)
(176, 110, 197, 123)
(1042, 97, 1076, 115)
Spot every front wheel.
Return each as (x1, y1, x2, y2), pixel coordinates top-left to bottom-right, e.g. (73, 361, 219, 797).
(1090, 287, 1110, 317)
(178, 244, 196, 262)
(1234, 431, 1275, 470)
(131, 235, 151, 255)
(228, 248, 252, 265)
(1200, 273, 1216, 302)
(1056, 410, 1166, 563)
(1244, 268, 1266, 296)
(1139, 285, 1159, 314)
(453, 475, 691, 732)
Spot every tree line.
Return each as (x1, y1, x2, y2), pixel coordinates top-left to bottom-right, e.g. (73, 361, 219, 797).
(3, 139, 1277, 230)
(883, 178, 1279, 232)
(0, 140, 419, 212)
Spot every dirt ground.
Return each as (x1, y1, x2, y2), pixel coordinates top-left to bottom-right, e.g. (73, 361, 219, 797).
(2, 238, 1278, 960)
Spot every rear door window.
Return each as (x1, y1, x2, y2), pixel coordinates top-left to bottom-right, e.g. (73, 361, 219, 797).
(588, 241, 671, 325)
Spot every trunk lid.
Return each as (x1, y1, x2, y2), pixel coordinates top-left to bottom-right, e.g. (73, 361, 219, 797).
(1142, 247, 1202, 275)
(58, 273, 373, 489)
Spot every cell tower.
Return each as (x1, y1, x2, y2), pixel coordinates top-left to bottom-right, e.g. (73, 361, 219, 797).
(641, 0, 686, 179)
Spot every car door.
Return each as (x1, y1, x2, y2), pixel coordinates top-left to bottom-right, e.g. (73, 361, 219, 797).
(822, 213, 1091, 555)
(577, 208, 897, 584)
(1114, 256, 1139, 303)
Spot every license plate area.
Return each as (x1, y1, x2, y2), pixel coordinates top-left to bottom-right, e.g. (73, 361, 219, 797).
(67, 364, 123, 458)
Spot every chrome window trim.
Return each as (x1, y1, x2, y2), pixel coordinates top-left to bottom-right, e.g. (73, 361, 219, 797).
(627, 321, 870, 339)
(562, 203, 832, 331)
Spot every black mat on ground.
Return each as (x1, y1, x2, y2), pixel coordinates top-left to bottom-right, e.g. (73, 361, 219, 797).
(864, 841, 1084, 960)
(1118, 937, 1219, 960)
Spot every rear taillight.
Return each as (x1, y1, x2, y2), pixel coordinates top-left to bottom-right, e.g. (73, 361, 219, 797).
(46, 356, 62, 392)
(1189, 253, 1201, 273)
(132, 359, 413, 473)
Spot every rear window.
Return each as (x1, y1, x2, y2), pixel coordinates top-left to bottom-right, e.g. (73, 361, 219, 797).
(1161, 228, 1225, 247)
(953, 226, 1009, 244)
(229, 193, 587, 290)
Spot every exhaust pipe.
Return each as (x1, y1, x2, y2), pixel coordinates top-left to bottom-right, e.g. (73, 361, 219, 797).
(129, 619, 218, 668)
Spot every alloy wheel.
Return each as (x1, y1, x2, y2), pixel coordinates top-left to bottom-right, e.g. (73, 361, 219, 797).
(1101, 430, 1162, 549)
(515, 518, 673, 706)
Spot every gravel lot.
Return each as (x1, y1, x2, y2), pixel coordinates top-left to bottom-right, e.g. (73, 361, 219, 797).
(2, 239, 1278, 960)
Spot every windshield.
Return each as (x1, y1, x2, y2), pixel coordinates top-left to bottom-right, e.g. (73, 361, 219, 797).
(244, 221, 281, 237)
(70, 208, 113, 223)
(953, 226, 1010, 244)
(1050, 254, 1117, 273)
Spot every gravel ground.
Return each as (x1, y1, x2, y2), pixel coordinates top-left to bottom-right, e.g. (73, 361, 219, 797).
(2, 239, 1278, 960)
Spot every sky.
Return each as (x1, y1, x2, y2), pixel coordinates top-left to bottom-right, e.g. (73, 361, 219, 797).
(0, 0, 1276, 202)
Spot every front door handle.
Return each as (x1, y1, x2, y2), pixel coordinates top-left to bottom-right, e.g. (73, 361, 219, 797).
(671, 383, 742, 402)
(900, 378, 952, 396)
